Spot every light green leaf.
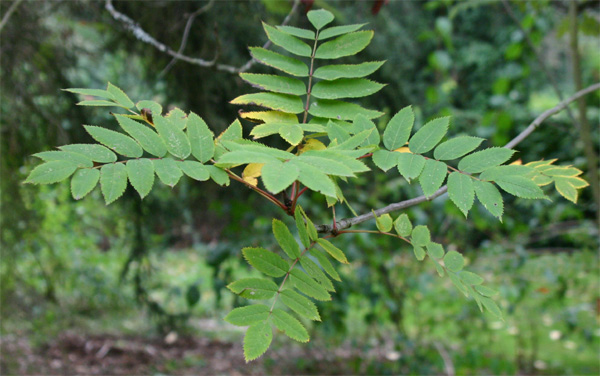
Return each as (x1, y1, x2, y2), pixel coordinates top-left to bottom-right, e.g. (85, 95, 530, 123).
(554, 177, 579, 203)
(326, 121, 350, 144)
(206, 165, 230, 186)
(480, 297, 503, 319)
(231, 93, 304, 114)
(59, 144, 117, 163)
(319, 23, 367, 40)
(459, 271, 484, 285)
(227, 278, 278, 300)
(447, 172, 474, 217)
(250, 123, 284, 139)
(179, 160, 209, 181)
(444, 250, 465, 272)
(473, 180, 503, 219)
(116, 115, 167, 157)
(479, 165, 533, 181)
(242, 247, 289, 278)
(419, 159, 447, 197)
(311, 78, 384, 99)
(434, 136, 484, 160)
(313, 61, 385, 80)
(383, 106, 414, 151)
(84, 125, 143, 158)
(411, 225, 430, 247)
(458, 147, 515, 173)
(164, 108, 187, 130)
(372, 150, 398, 172)
(224, 304, 270, 327)
(244, 321, 273, 362)
(309, 249, 340, 281)
(25, 160, 77, 185)
(413, 245, 426, 261)
(307, 9, 334, 29)
(294, 210, 311, 248)
(154, 115, 191, 159)
(279, 124, 304, 145)
(273, 219, 301, 259)
(295, 162, 337, 198)
(126, 159, 154, 199)
(309, 99, 383, 120)
(217, 150, 279, 165)
(294, 155, 354, 177)
(301, 150, 369, 174)
(280, 289, 320, 321)
(289, 269, 331, 301)
(261, 161, 299, 194)
(474, 285, 499, 297)
(272, 309, 309, 342)
(100, 163, 128, 205)
(136, 100, 162, 115)
(315, 31, 374, 59)
(408, 117, 450, 154)
(249, 47, 309, 77)
(107, 82, 134, 108)
(352, 114, 380, 146)
(297, 206, 318, 241)
(263, 22, 312, 57)
(433, 261, 445, 277)
(70, 168, 100, 200)
(277, 25, 315, 39)
(397, 153, 425, 182)
(375, 213, 393, 233)
(33, 150, 93, 168)
(240, 73, 306, 96)
(426, 242, 445, 259)
(333, 129, 373, 150)
(394, 213, 412, 237)
(77, 100, 119, 107)
(494, 175, 545, 199)
(153, 158, 182, 187)
(449, 273, 470, 297)
(316, 238, 348, 264)
(300, 256, 334, 291)
(63, 88, 114, 100)
(187, 112, 215, 163)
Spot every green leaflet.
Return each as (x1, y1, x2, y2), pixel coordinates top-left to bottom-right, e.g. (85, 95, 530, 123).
(408, 117, 450, 154)
(276, 25, 315, 39)
(206, 165, 230, 186)
(116, 115, 167, 157)
(311, 78, 385, 99)
(444, 251, 465, 272)
(475, 285, 498, 297)
(315, 31, 374, 59)
(126, 159, 154, 199)
(413, 245, 426, 261)
(309, 249, 341, 281)
(153, 158, 182, 187)
(70, 168, 100, 200)
(240, 73, 306, 96)
(480, 297, 503, 319)
(554, 177, 579, 203)
(261, 161, 299, 194)
(217, 150, 280, 165)
(250, 123, 284, 139)
(107, 82, 134, 108)
(494, 175, 545, 199)
(187, 112, 215, 163)
(60, 144, 117, 163)
(154, 115, 191, 159)
(164, 108, 188, 130)
(434, 136, 484, 160)
(383, 106, 414, 151)
(313, 61, 385, 80)
(326, 121, 350, 143)
(249, 47, 309, 77)
(25, 160, 77, 185)
(222, 140, 295, 160)
(224, 304, 270, 327)
(397, 153, 425, 182)
(77, 100, 118, 107)
(244, 321, 273, 362)
(394, 214, 412, 237)
(289, 269, 331, 301)
(309, 99, 383, 120)
(457, 147, 515, 173)
(64, 87, 114, 100)
(419, 159, 447, 197)
(100, 163, 128, 205)
(411, 225, 431, 247)
(136, 100, 162, 115)
(179, 160, 210, 181)
(318, 23, 367, 40)
(426, 242, 445, 259)
(279, 124, 304, 145)
(300, 256, 334, 291)
(352, 114, 380, 146)
(33, 150, 93, 168)
(294, 155, 354, 177)
(447, 172, 474, 217)
(262, 22, 312, 57)
(294, 210, 311, 248)
(227, 278, 278, 300)
(280, 289, 320, 321)
(301, 150, 369, 173)
(295, 162, 337, 198)
(307, 9, 334, 30)
(214, 120, 243, 159)
(333, 129, 373, 150)
(271, 309, 309, 343)
(473, 180, 503, 219)
(375, 213, 393, 233)
(479, 165, 533, 181)
(448, 273, 470, 297)
(459, 271, 484, 285)
(84, 125, 143, 158)
(297, 206, 318, 241)
(242, 247, 289, 278)
(372, 150, 398, 172)
(316, 239, 348, 264)
(231, 93, 304, 114)
(273, 219, 301, 259)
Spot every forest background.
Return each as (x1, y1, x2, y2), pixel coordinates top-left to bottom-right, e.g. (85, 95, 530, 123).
(1, 0, 599, 374)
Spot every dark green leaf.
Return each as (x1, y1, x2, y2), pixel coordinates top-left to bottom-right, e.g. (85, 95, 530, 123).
(313, 61, 385, 80)
(315, 31, 374, 59)
(116, 115, 167, 157)
(84, 125, 143, 158)
(263, 22, 312, 57)
(457, 147, 515, 173)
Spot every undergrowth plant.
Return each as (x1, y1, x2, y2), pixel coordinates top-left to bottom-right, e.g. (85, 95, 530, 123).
(24, 9, 589, 361)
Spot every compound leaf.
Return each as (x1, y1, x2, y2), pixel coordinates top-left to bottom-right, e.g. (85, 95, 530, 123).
(419, 159, 447, 197)
(272, 309, 309, 342)
(315, 31, 374, 59)
(84, 125, 143, 158)
(434, 136, 484, 160)
(408, 117, 449, 154)
(242, 247, 289, 278)
(153, 158, 182, 187)
(280, 289, 320, 321)
(383, 106, 414, 151)
(70, 168, 100, 200)
(458, 147, 515, 173)
(300, 256, 334, 291)
(249, 47, 309, 77)
(100, 163, 128, 204)
(447, 172, 474, 217)
(309, 249, 341, 281)
(289, 269, 331, 301)
(273, 219, 301, 259)
(126, 159, 154, 199)
(224, 304, 270, 327)
(116, 115, 167, 157)
(227, 278, 278, 300)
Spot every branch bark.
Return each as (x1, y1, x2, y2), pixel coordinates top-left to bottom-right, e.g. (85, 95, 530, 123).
(316, 82, 600, 234)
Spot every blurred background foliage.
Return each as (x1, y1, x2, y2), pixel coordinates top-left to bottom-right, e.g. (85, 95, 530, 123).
(1, 0, 598, 374)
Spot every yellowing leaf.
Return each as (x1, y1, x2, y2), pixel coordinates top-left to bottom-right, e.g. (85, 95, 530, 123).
(510, 159, 522, 165)
(300, 139, 326, 153)
(239, 111, 298, 124)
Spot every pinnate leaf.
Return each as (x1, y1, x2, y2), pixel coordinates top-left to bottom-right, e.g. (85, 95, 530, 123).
(272, 309, 309, 342)
(447, 172, 474, 217)
(313, 61, 384, 80)
(70, 168, 100, 200)
(300, 257, 334, 292)
(315, 31, 374, 59)
(100, 163, 128, 204)
(434, 136, 484, 160)
(309, 249, 341, 281)
(153, 158, 182, 187)
(289, 269, 331, 301)
(126, 159, 154, 199)
(242, 247, 289, 278)
(383, 106, 414, 151)
(60, 144, 117, 163)
(84, 125, 143, 158)
(419, 159, 447, 197)
(457, 147, 515, 173)
(281, 289, 320, 321)
(227, 278, 278, 300)
(249, 47, 308, 77)
(408, 117, 449, 154)
(273, 219, 301, 259)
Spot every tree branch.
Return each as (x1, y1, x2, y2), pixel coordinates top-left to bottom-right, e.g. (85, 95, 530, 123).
(316, 82, 600, 234)
(105, 0, 300, 74)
